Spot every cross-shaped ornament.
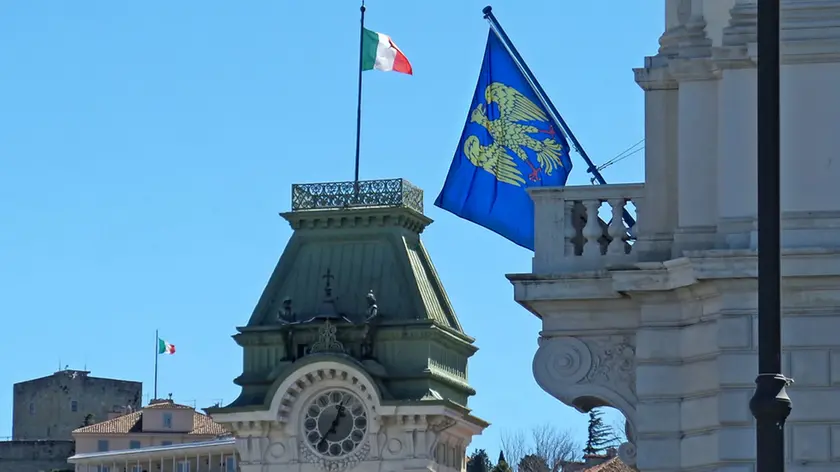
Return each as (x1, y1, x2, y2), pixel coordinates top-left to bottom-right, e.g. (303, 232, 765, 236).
(322, 269, 335, 297)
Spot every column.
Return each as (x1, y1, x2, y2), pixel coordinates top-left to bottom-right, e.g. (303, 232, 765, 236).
(670, 1, 721, 252)
(633, 65, 679, 261)
(714, 0, 759, 249)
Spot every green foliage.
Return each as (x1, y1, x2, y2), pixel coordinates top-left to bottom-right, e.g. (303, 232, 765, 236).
(490, 459, 512, 472)
(583, 409, 614, 455)
(467, 449, 494, 472)
(81, 413, 95, 427)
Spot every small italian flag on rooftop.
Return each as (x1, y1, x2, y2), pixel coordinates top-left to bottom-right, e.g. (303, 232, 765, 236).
(361, 27, 412, 75)
(158, 338, 175, 355)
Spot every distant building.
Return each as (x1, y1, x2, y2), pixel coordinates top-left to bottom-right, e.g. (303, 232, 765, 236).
(13, 369, 142, 441)
(0, 439, 75, 472)
(562, 449, 633, 472)
(2, 369, 142, 472)
(69, 398, 236, 471)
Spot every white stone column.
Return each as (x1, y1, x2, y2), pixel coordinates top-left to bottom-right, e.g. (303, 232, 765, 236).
(633, 2, 691, 260)
(713, 0, 759, 249)
(777, 0, 840, 248)
(670, 3, 721, 252)
(633, 67, 678, 261)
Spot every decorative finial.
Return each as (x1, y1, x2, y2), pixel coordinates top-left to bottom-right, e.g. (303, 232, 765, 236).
(167, 393, 173, 400)
(483, 5, 493, 16)
(308, 320, 345, 354)
(322, 269, 335, 298)
(315, 269, 340, 318)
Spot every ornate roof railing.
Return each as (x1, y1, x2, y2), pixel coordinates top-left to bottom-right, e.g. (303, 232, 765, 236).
(291, 178, 424, 214)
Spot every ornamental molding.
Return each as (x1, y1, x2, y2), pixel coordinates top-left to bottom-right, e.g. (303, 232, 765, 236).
(271, 361, 382, 430)
(668, 57, 721, 82)
(298, 437, 371, 472)
(715, 0, 840, 67)
(532, 335, 637, 433)
(633, 66, 678, 92)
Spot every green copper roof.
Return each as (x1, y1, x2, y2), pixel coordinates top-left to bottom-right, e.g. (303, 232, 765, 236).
(219, 179, 479, 411)
(247, 179, 462, 331)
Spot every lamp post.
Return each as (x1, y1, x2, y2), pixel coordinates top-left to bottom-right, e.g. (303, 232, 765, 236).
(748, 0, 792, 471)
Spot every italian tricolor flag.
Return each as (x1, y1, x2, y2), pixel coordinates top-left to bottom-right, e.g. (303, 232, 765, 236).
(361, 28, 412, 75)
(158, 338, 175, 355)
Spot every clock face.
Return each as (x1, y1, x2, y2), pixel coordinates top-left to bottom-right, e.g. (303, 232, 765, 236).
(302, 390, 368, 458)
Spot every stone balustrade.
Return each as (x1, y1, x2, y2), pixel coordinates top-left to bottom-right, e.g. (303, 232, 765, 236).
(529, 183, 645, 274)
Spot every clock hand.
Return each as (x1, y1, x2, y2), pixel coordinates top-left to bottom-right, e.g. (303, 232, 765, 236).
(317, 399, 347, 450)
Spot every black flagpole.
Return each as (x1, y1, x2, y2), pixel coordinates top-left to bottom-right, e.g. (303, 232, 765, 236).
(354, 1, 366, 194)
(482, 6, 605, 186)
(749, 1, 791, 471)
(481, 6, 635, 228)
(154, 329, 159, 400)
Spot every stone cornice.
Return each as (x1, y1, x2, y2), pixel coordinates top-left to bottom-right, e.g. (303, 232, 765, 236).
(634, 65, 678, 92)
(668, 57, 721, 82)
(282, 207, 431, 234)
(715, 0, 840, 68)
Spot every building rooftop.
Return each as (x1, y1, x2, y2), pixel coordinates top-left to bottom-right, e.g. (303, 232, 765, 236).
(582, 456, 633, 472)
(72, 400, 227, 436)
(15, 369, 142, 385)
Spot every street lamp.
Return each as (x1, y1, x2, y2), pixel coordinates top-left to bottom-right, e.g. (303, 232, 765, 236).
(748, 0, 792, 471)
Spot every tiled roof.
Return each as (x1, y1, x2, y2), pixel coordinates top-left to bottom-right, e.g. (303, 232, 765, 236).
(145, 400, 194, 409)
(583, 457, 634, 472)
(74, 411, 143, 434)
(73, 406, 227, 436)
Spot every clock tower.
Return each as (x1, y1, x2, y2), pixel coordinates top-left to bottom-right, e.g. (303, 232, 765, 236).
(207, 179, 488, 472)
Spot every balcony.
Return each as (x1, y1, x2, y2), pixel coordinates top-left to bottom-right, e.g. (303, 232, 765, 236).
(529, 183, 645, 274)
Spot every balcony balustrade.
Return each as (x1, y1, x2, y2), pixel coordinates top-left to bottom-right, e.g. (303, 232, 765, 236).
(530, 183, 645, 274)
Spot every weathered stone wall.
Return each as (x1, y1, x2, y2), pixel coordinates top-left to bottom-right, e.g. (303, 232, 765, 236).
(0, 440, 74, 472)
(13, 370, 142, 440)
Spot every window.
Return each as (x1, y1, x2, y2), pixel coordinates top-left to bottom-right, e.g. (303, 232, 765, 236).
(226, 456, 236, 470)
(97, 439, 109, 452)
(96, 465, 110, 472)
(28, 403, 34, 415)
(161, 440, 173, 446)
(162, 412, 173, 428)
(70, 400, 78, 412)
(129, 440, 141, 449)
(176, 460, 191, 472)
(130, 466, 143, 472)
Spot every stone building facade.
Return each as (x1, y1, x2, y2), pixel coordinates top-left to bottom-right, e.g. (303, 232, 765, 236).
(0, 439, 75, 472)
(13, 369, 142, 441)
(510, 0, 840, 470)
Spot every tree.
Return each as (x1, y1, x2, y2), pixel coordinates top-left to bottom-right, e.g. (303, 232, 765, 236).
(467, 449, 494, 472)
(80, 413, 95, 427)
(491, 451, 512, 472)
(518, 454, 550, 472)
(609, 417, 628, 445)
(583, 409, 614, 455)
(501, 424, 580, 472)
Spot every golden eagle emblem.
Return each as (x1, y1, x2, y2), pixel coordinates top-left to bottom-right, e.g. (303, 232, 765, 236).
(464, 82, 567, 186)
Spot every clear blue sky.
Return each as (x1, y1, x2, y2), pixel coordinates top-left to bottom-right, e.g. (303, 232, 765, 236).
(0, 0, 661, 458)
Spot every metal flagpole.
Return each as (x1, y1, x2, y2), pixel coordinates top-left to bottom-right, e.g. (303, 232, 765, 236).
(749, 1, 791, 471)
(481, 6, 635, 227)
(482, 6, 605, 185)
(154, 329, 159, 401)
(353, 0, 367, 197)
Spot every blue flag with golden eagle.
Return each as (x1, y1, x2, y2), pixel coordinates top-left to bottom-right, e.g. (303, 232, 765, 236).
(434, 30, 573, 250)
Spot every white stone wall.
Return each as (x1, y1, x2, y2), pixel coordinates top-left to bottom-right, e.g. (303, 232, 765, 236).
(211, 359, 484, 472)
(516, 1, 840, 471)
